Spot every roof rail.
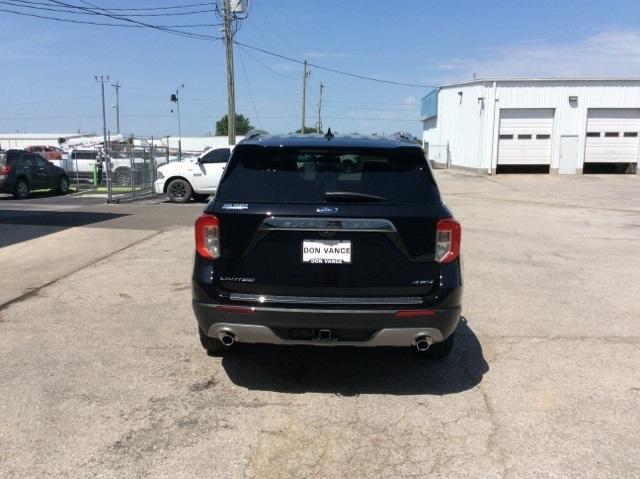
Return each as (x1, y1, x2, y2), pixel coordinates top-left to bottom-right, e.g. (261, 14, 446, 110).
(389, 131, 415, 143)
(243, 129, 269, 141)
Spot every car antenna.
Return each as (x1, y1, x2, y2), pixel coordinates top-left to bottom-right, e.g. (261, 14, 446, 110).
(324, 127, 334, 140)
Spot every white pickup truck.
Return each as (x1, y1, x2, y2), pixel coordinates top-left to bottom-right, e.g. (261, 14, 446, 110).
(154, 147, 231, 202)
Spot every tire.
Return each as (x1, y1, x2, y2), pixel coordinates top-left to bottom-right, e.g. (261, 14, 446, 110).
(193, 193, 211, 203)
(416, 333, 455, 359)
(13, 178, 29, 199)
(166, 178, 192, 203)
(199, 328, 228, 356)
(57, 175, 69, 195)
(113, 169, 131, 187)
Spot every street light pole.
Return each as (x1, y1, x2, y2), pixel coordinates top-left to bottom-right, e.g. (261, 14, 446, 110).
(171, 85, 185, 161)
(95, 75, 111, 202)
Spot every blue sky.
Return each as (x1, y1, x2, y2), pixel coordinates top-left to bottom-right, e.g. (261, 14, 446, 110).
(1, 0, 639, 137)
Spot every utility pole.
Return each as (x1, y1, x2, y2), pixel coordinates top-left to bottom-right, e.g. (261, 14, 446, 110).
(316, 81, 324, 134)
(95, 75, 111, 201)
(301, 60, 310, 134)
(111, 81, 121, 135)
(223, 0, 236, 144)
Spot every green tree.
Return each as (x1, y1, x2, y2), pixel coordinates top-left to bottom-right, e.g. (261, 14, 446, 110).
(294, 126, 322, 134)
(215, 114, 254, 136)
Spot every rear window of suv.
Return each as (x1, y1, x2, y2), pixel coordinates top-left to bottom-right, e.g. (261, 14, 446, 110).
(1, 150, 22, 165)
(216, 145, 441, 205)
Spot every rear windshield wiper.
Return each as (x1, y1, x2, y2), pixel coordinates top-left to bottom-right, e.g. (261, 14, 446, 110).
(324, 191, 387, 202)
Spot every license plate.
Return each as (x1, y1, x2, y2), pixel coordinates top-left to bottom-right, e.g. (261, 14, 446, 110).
(302, 240, 351, 264)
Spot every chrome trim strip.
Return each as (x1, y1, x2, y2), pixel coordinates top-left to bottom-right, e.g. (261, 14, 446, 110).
(208, 323, 444, 347)
(228, 293, 423, 305)
(260, 217, 396, 233)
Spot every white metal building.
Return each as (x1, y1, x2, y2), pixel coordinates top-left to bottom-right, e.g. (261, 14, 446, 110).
(421, 78, 640, 174)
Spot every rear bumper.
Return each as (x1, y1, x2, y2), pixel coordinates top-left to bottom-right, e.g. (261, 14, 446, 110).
(193, 301, 461, 347)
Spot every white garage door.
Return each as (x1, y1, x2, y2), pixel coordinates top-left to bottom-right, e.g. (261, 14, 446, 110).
(584, 109, 640, 163)
(497, 109, 554, 165)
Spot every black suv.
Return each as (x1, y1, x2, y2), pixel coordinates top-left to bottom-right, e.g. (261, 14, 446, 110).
(192, 132, 462, 358)
(0, 149, 70, 199)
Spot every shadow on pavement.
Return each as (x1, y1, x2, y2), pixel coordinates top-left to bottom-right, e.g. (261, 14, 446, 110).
(0, 210, 130, 247)
(220, 317, 488, 396)
(0, 190, 92, 202)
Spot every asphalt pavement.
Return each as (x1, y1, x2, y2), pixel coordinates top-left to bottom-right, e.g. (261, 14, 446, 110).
(0, 172, 639, 478)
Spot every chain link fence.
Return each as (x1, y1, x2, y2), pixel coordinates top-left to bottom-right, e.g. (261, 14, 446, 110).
(67, 139, 197, 202)
(103, 143, 159, 202)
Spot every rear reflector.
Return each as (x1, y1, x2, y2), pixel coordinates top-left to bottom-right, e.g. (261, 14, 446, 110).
(394, 309, 436, 318)
(435, 218, 461, 263)
(214, 305, 256, 315)
(195, 214, 220, 259)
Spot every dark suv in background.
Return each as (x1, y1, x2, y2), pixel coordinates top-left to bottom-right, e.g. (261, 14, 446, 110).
(0, 149, 70, 199)
(192, 132, 462, 358)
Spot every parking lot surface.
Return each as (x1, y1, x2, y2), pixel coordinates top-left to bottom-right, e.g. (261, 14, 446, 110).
(1, 171, 639, 478)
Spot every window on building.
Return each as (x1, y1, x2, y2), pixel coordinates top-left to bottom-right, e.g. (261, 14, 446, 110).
(536, 134, 551, 140)
(517, 134, 532, 140)
(586, 132, 600, 138)
(604, 132, 619, 138)
(499, 134, 514, 140)
(623, 132, 638, 138)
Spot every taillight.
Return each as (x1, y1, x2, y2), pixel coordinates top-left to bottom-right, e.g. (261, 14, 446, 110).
(0, 164, 11, 176)
(195, 214, 220, 259)
(435, 218, 461, 263)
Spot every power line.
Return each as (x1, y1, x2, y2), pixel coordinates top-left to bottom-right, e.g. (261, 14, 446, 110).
(10, 0, 216, 10)
(10, 2, 433, 90)
(237, 48, 262, 130)
(44, 0, 222, 40)
(237, 45, 298, 80)
(5, 1, 216, 16)
(0, 8, 221, 28)
(234, 41, 437, 89)
(109, 2, 217, 11)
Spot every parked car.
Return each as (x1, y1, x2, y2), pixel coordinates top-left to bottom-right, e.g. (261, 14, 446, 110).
(192, 132, 463, 357)
(154, 147, 232, 202)
(0, 149, 70, 198)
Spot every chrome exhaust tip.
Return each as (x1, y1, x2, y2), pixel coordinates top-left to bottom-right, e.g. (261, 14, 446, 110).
(218, 332, 236, 347)
(415, 336, 433, 352)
